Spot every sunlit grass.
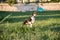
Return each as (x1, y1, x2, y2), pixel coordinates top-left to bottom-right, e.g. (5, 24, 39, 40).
(0, 11, 60, 40)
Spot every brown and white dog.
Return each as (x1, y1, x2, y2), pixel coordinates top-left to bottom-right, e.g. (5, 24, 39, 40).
(23, 12, 36, 28)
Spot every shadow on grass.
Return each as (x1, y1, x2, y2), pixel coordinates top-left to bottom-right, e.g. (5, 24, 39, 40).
(0, 11, 60, 23)
(0, 14, 60, 23)
(35, 15, 60, 20)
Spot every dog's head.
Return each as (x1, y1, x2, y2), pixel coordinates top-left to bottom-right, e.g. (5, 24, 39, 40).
(32, 12, 36, 16)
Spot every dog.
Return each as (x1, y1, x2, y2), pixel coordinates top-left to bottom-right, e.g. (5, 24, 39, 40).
(23, 12, 36, 28)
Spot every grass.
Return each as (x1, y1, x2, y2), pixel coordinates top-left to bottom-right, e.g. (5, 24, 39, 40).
(0, 11, 60, 40)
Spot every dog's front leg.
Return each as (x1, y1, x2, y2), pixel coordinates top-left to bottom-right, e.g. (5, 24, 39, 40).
(29, 23, 32, 28)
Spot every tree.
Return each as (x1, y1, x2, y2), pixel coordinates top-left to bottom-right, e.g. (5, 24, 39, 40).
(6, 0, 17, 5)
(24, 0, 30, 4)
(51, 0, 59, 2)
(0, 0, 6, 3)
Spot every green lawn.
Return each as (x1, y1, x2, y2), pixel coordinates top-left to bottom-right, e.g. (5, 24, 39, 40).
(0, 11, 60, 40)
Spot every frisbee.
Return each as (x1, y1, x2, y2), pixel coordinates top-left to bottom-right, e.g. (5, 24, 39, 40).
(37, 7, 43, 12)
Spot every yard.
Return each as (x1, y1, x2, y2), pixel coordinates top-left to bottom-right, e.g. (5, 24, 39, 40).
(0, 11, 60, 40)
